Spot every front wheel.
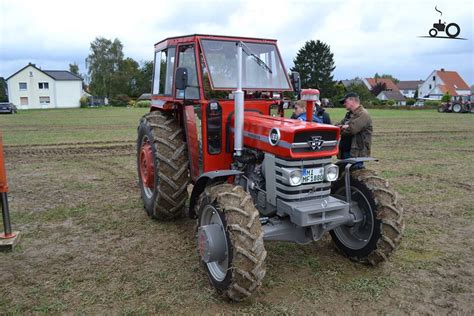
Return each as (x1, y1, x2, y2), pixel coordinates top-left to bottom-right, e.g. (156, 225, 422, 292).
(196, 184, 266, 301)
(330, 169, 404, 265)
(429, 28, 438, 37)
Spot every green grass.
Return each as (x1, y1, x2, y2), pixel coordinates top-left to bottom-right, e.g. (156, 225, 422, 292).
(0, 107, 149, 145)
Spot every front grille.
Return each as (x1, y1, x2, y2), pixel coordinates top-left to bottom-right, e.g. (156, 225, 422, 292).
(273, 156, 332, 202)
(292, 131, 338, 153)
(294, 131, 337, 143)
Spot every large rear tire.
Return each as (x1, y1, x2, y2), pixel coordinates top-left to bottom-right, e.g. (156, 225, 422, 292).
(452, 103, 463, 113)
(196, 184, 266, 301)
(330, 169, 404, 265)
(137, 111, 190, 220)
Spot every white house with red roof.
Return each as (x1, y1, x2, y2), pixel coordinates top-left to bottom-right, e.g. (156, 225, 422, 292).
(418, 69, 470, 100)
(6, 63, 83, 110)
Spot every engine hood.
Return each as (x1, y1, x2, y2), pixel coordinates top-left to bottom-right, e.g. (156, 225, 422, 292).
(230, 112, 340, 159)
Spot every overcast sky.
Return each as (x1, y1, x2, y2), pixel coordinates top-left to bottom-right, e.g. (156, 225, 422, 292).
(1, 0, 473, 84)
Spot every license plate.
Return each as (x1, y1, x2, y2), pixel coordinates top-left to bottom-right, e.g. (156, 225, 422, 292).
(302, 167, 324, 184)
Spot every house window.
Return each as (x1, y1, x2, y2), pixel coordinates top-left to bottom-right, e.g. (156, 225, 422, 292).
(20, 97, 28, 105)
(29, 71, 33, 77)
(433, 76, 435, 81)
(38, 82, 49, 89)
(429, 84, 432, 89)
(19, 82, 27, 90)
(39, 96, 50, 104)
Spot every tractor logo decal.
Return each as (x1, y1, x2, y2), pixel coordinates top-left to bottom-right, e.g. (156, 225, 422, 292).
(418, 6, 466, 40)
(308, 136, 324, 151)
(269, 128, 281, 146)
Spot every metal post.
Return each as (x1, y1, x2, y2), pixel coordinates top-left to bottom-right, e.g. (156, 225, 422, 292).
(234, 42, 244, 157)
(344, 163, 352, 206)
(1, 193, 12, 237)
(0, 135, 16, 239)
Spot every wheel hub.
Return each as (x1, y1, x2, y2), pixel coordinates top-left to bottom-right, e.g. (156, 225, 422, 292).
(198, 224, 227, 263)
(140, 141, 154, 188)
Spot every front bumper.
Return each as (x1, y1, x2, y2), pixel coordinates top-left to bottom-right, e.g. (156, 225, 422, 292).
(277, 196, 350, 227)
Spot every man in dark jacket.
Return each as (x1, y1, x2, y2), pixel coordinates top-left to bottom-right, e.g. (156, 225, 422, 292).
(336, 92, 373, 165)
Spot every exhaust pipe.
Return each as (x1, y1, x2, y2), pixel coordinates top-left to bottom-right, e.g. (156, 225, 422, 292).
(234, 43, 244, 157)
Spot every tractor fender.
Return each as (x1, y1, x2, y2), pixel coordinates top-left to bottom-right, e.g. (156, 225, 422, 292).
(188, 170, 244, 218)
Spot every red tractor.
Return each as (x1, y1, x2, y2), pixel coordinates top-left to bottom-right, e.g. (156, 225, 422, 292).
(137, 34, 404, 301)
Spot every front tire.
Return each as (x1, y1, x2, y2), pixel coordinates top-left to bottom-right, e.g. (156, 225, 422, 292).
(196, 184, 266, 301)
(330, 169, 404, 265)
(136, 111, 190, 220)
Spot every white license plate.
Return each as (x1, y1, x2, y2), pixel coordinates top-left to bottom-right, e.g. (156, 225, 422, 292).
(302, 167, 324, 184)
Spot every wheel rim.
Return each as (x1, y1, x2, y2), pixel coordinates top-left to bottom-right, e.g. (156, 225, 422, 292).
(139, 137, 154, 199)
(453, 104, 461, 112)
(429, 28, 437, 37)
(199, 204, 229, 282)
(333, 186, 374, 250)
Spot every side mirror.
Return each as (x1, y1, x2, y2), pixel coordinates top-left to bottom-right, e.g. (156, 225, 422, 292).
(175, 67, 188, 90)
(291, 71, 301, 93)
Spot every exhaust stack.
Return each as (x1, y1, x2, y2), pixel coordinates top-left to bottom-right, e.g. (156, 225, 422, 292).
(234, 42, 244, 156)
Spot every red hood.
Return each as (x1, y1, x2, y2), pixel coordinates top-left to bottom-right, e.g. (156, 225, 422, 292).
(231, 112, 340, 159)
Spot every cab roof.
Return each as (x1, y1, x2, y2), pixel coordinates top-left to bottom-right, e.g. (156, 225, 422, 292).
(154, 34, 278, 49)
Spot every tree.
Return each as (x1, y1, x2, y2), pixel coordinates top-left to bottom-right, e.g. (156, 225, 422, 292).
(86, 37, 124, 97)
(135, 61, 153, 95)
(0, 77, 8, 102)
(441, 92, 451, 102)
(69, 63, 80, 76)
(291, 40, 336, 97)
(331, 83, 375, 107)
(374, 73, 399, 84)
(370, 82, 387, 96)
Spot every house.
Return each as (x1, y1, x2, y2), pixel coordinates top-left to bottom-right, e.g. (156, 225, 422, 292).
(397, 80, 423, 98)
(418, 69, 470, 100)
(338, 78, 364, 89)
(363, 78, 399, 92)
(6, 63, 83, 109)
(377, 90, 406, 106)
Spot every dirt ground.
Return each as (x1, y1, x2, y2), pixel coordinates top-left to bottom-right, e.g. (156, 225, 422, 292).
(0, 108, 473, 314)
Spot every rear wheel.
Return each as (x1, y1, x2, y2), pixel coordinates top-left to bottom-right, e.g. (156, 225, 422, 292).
(196, 184, 266, 301)
(330, 169, 404, 265)
(137, 111, 190, 220)
(446, 23, 460, 38)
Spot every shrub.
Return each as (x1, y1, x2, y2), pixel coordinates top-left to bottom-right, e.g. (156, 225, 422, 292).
(136, 100, 151, 108)
(80, 96, 89, 108)
(110, 94, 130, 107)
(406, 98, 416, 106)
(387, 99, 395, 106)
(424, 100, 441, 109)
(128, 100, 136, 108)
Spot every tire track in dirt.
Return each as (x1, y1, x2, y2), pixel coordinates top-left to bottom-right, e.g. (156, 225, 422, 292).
(4, 143, 135, 161)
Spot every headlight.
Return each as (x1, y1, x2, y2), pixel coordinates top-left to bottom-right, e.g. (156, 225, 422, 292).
(325, 164, 339, 182)
(289, 169, 303, 186)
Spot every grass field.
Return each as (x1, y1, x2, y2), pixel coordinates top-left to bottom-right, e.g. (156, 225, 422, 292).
(0, 107, 473, 314)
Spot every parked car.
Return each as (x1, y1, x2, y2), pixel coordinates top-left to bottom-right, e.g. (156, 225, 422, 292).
(0, 102, 17, 114)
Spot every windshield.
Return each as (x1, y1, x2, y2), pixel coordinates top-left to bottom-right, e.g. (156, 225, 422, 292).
(200, 39, 291, 90)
